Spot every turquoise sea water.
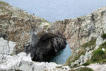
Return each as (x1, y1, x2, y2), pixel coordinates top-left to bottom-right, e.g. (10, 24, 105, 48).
(51, 44, 71, 64)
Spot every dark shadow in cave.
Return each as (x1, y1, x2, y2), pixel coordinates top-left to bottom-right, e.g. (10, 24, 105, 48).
(24, 31, 71, 64)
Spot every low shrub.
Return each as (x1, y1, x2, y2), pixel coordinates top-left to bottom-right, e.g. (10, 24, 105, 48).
(91, 49, 105, 62)
(99, 41, 106, 50)
(101, 33, 106, 39)
(82, 61, 90, 66)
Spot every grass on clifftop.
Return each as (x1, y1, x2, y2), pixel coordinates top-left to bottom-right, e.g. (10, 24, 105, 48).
(99, 41, 106, 50)
(84, 41, 106, 64)
(91, 41, 106, 63)
(91, 49, 105, 62)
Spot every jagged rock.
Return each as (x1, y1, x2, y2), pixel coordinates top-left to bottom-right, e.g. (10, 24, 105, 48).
(50, 7, 106, 52)
(0, 51, 70, 71)
(25, 32, 67, 62)
(0, 1, 49, 53)
(0, 38, 16, 55)
(0, 38, 70, 71)
(0, 38, 16, 64)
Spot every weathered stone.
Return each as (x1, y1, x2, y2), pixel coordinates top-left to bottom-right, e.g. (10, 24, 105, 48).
(0, 1, 49, 53)
(0, 52, 70, 71)
(50, 7, 106, 52)
(0, 38, 16, 54)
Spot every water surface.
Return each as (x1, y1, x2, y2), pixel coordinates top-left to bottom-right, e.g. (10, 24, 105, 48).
(51, 44, 71, 64)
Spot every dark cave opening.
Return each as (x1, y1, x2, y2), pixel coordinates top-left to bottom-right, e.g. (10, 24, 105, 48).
(24, 32, 71, 64)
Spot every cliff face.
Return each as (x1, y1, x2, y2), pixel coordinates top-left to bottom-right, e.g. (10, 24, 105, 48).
(1, 0, 106, 53)
(0, 1, 50, 53)
(50, 7, 106, 51)
(50, 7, 106, 69)
(0, 38, 70, 71)
(0, 1, 106, 71)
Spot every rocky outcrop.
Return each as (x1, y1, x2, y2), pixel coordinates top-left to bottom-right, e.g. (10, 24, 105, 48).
(87, 64, 106, 71)
(0, 1, 69, 71)
(50, 7, 106, 51)
(0, 1, 50, 53)
(0, 53, 70, 71)
(0, 38, 70, 71)
(70, 35, 106, 67)
(49, 7, 106, 69)
(0, 38, 16, 64)
(0, 38, 16, 55)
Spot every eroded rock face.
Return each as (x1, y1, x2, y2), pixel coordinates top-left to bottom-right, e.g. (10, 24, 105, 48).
(0, 38, 16, 55)
(50, 7, 106, 52)
(0, 52, 70, 71)
(25, 32, 67, 62)
(0, 38, 70, 71)
(0, 38, 16, 64)
(0, 1, 50, 53)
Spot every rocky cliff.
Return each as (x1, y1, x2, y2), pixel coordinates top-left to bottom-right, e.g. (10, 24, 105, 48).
(0, 1, 106, 71)
(48, 7, 106, 70)
(50, 7, 106, 51)
(0, 1, 70, 71)
(0, 1, 50, 53)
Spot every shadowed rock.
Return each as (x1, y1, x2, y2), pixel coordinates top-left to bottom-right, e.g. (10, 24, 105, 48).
(25, 31, 66, 62)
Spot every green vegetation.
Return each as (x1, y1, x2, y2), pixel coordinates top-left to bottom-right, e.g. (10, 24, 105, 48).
(73, 67, 93, 71)
(81, 38, 96, 49)
(90, 41, 106, 63)
(91, 49, 105, 62)
(65, 38, 97, 67)
(84, 41, 106, 64)
(101, 33, 106, 39)
(71, 38, 96, 64)
(82, 61, 90, 66)
(99, 41, 106, 50)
